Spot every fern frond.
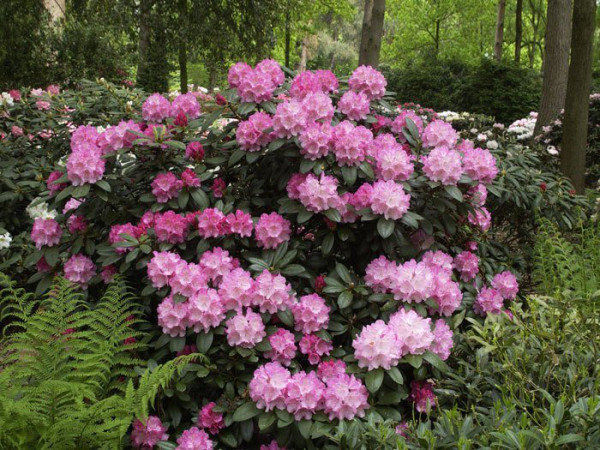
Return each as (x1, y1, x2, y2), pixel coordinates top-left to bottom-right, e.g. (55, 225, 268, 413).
(0, 271, 38, 335)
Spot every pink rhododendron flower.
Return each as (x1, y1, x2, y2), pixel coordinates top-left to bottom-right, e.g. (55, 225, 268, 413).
(349, 183, 374, 210)
(256, 59, 285, 86)
(338, 90, 370, 121)
(147, 251, 182, 288)
(284, 371, 325, 420)
(453, 251, 479, 281)
(296, 173, 340, 213)
(225, 309, 266, 348)
(315, 69, 339, 93)
(218, 268, 255, 310)
(332, 121, 373, 166)
(186, 141, 205, 161)
(291, 293, 330, 334)
(474, 287, 504, 315)
(374, 138, 414, 181)
(142, 93, 171, 122)
(151, 172, 182, 203)
(317, 359, 347, 382)
(391, 110, 424, 139)
(237, 68, 277, 103)
(388, 309, 434, 355)
(67, 215, 88, 234)
(187, 288, 225, 332)
(289, 71, 323, 99)
(198, 247, 235, 284)
(421, 120, 458, 149)
(64, 254, 96, 288)
(364, 255, 397, 293)
(198, 402, 224, 435)
(66, 150, 105, 186)
(100, 265, 117, 284)
(468, 183, 488, 206)
(410, 380, 436, 413)
(36, 100, 51, 110)
(9, 90, 21, 101)
(273, 100, 307, 138)
(236, 111, 274, 151)
(157, 294, 189, 337)
(370, 180, 410, 220)
(430, 272, 463, 316)
(224, 210, 253, 237)
(255, 212, 291, 249)
(261, 440, 287, 450)
(491, 271, 519, 300)
(286, 173, 308, 200)
(265, 328, 297, 366)
(299, 334, 332, 365)
(302, 91, 335, 123)
(31, 217, 62, 249)
(176, 427, 213, 450)
(228, 62, 252, 88)
(390, 260, 435, 303)
(47, 171, 66, 194)
(154, 211, 188, 244)
(422, 146, 463, 185)
(348, 65, 387, 100)
(468, 207, 492, 232)
(253, 270, 294, 314)
(170, 261, 208, 298)
(181, 168, 200, 188)
(171, 92, 201, 119)
(211, 178, 226, 198)
(429, 320, 454, 360)
(298, 122, 332, 160)
(421, 250, 453, 274)
(196, 208, 226, 238)
(353, 320, 402, 370)
(322, 373, 369, 420)
(249, 362, 291, 411)
(131, 416, 169, 449)
(461, 146, 498, 183)
(11, 125, 23, 136)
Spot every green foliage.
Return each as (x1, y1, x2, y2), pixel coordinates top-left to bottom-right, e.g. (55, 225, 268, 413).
(0, 275, 208, 449)
(383, 58, 542, 124)
(534, 219, 600, 301)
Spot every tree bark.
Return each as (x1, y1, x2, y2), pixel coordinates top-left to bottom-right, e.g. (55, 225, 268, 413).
(178, 0, 188, 93)
(561, 0, 597, 193)
(298, 36, 308, 72)
(137, 0, 152, 86)
(515, 0, 523, 62)
(533, 0, 572, 137)
(494, 0, 506, 61)
(358, 0, 386, 67)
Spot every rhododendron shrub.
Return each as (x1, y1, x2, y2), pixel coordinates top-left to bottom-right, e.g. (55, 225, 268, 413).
(28, 62, 521, 448)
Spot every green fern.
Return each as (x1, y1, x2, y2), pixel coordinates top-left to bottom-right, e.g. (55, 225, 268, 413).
(0, 275, 208, 449)
(0, 271, 38, 334)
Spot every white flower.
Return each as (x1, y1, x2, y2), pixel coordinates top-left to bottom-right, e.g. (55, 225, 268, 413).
(477, 133, 487, 142)
(547, 145, 559, 155)
(1, 92, 14, 107)
(437, 111, 460, 122)
(486, 140, 499, 150)
(470, 128, 478, 134)
(26, 199, 57, 220)
(0, 232, 11, 250)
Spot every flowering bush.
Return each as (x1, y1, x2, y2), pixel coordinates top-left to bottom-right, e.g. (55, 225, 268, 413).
(23, 62, 522, 447)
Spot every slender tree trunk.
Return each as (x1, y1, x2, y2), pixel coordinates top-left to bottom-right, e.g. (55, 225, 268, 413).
(284, 9, 291, 68)
(494, 0, 506, 61)
(534, 0, 572, 137)
(358, 0, 386, 67)
(515, 0, 523, 62)
(137, 0, 152, 85)
(561, 0, 597, 193)
(299, 36, 309, 72)
(178, 0, 188, 93)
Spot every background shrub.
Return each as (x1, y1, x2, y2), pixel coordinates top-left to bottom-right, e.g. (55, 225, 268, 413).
(383, 59, 541, 124)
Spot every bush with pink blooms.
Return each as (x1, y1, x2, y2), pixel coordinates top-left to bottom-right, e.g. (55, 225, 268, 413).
(19, 61, 524, 448)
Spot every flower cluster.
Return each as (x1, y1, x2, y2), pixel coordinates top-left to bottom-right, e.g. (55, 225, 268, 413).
(249, 361, 369, 421)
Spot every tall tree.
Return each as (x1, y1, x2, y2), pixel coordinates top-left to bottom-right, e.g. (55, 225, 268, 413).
(534, 0, 572, 137)
(561, 0, 597, 193)
(137, 0, 152, 87)
(494, 0, 506, 60)
(358, 0, 386, 67)
(178, 0, 188, 93)
(515, 0, 523, 62)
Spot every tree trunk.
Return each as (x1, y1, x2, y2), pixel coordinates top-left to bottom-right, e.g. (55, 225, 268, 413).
(137, 0, 152, 85)
(358, 0, 386, 67)
(561, 0, 597, 193)
(284, 9, 291, 68)
(533, 0, 572, 137)
(298, 36, 308, 72)
(178, 0, 188, 93)
(515, 0, 523, 62)
(494, 0, 506, 61)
